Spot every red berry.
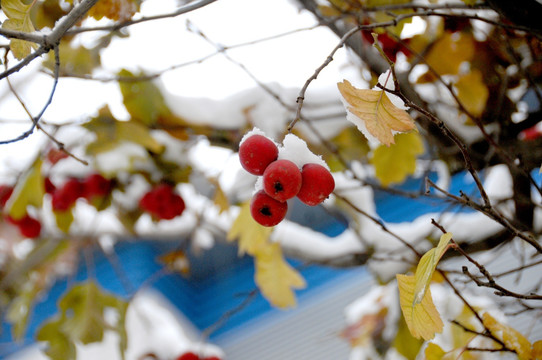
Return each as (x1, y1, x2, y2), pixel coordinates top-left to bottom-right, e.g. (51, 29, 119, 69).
(176, 352, 200, 360)
(520, 126, 542, 141)
(262, 159, 302, 202)
(44, 178, 56, 194)
(7, 214, 41, 238)
(203, 357, 221, 360)
(17, 215, 42, 238)
(52, 178, 83, 211)
(0, 185, 14, 208)
(46, 148, 69, 165)
(82, 173, 111, 200)
(139, 184, 185, 220)
(239, 134, 278, 175)
(296, 163, 335, 206)
(250, 190, 288, 227)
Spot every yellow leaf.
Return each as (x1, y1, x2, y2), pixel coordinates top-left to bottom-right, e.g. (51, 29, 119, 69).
(370, 132, 424, 186)
(6, 158, 44, 220)
(425, 342, 446, 360)
(425, 32, 475, 76)
(226, 200, 272, 255)
(43, 41, 101, 76)
(482, 313, 532, 360)
(397, 273, 443, 340)
(413, 233, 452, 305)
(366, 0, 413, 36)
(158, 250, 190, 275)
(213, 184, 229, 214)
(532, 340, 542, 359)
(327, 126, 370, 171)
(2, 0, 37, 59)
(54, 209, 74, 233)
(253, 242, 306, 308)
(455, 69, 489, 117)
(65, 0, 140, 21)
(338, 80, 416, 146)
(393, 314, 424, 359)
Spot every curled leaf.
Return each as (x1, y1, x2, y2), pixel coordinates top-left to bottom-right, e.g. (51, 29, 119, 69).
(338, 80, 415, 146)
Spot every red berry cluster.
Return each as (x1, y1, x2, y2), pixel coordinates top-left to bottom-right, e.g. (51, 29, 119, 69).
(0, 185, 41, 238)
(51, 173, 112, 212)
(239, 134, 335, 227)
(139, 183, 185, 220)
(176, 352, 220, 360)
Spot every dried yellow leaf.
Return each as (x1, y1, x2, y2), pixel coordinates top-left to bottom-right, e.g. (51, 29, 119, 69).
(370, 132, 424, 186)
(482, 313, 532, 360)
(425, 32, 474, 76)
(455, 69, 489, 117)
(1, 0, 37, 59)
(254, 242, 306, 308)
(338, 80, 415, 146)
(226, 200, 272, 255)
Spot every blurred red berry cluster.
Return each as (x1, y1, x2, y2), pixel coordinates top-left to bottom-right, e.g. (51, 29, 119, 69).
(139, 183, 186, 220)
(176, 352, 220, 360)
(51, 173, 112, 212)
(239, 134, 335, 227)
(0, 185, 41, 238)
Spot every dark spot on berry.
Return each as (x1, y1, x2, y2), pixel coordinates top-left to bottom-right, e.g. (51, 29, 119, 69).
(274, 182, 283, 193)
(260, 206, 272, 217)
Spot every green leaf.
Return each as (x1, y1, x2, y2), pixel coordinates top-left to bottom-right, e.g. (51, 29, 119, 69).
(6, 283, 39, 340)
(118, 69, 175, 126)
(6, 158, 45, 220)
(58, 282, 122, 344)
(370, 132, 424, 186)
(37, 319, 77, 360)
(1, 0, 37, 59)
(38, 281, 129, 359)
(83, 106, 164, 155)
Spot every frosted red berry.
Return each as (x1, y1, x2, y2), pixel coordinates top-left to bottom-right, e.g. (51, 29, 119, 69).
(262, 159, 302, 202)
(52, 178, 84, 211)
(82, 173, 111, 200)
(239, 135, 278, 175)
(0, 185, 14, 208)
(296, 163, 335, 206)
(250, 190, 288, 227)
